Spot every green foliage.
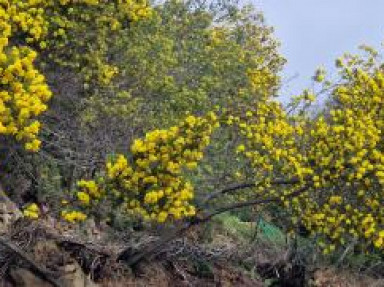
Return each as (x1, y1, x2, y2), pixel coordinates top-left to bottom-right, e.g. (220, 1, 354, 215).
(35, 157, 63, 204)
(214, 212, 255, 240)
(84, 0, 284, 129)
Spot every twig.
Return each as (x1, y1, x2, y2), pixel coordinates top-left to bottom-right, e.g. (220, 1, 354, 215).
(202, 185, 309, 221)
(203, 177, 300, 203)
(169, 261, 191, 285)
(335, 241, 355, 267)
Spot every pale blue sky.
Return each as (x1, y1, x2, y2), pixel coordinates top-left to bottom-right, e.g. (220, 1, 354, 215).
(253, 0, 384, 100)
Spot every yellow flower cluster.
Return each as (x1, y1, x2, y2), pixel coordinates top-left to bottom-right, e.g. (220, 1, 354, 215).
(73, 113, 219, 223)
(247, 68, 279, 99)
(77, 179, 102, 199)
(233, 47, 384, 252)
(233, 100, 312, 188)
(297, 53, 384, 252)
(0, 3, 52, 151)
(374, 230, 384, 249)
(118, 0, 153, 22)
(2, 0, 49, 43)
(56, 0, 153, 21)
(61, 210, 87, 223)
(76, 191, 90, 205)
(23, 203, 40, 219)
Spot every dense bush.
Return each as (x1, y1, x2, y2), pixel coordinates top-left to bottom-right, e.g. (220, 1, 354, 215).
(0, 0, 383, 271)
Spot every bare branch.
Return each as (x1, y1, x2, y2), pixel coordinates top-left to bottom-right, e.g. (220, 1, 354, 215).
(203, 177, 300, 203)
(202, 184, 309, 221)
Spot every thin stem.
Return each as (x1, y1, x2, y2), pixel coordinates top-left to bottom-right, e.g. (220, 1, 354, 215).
(203, 177, 300, 203)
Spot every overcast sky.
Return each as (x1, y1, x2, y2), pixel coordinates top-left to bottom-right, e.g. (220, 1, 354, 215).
(252, 0, 384, 100)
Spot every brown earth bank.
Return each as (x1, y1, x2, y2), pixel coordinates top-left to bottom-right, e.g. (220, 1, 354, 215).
(0, 238, 263, 287)
(1, 231, 383, 287)
(0, 189, 383, 287)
